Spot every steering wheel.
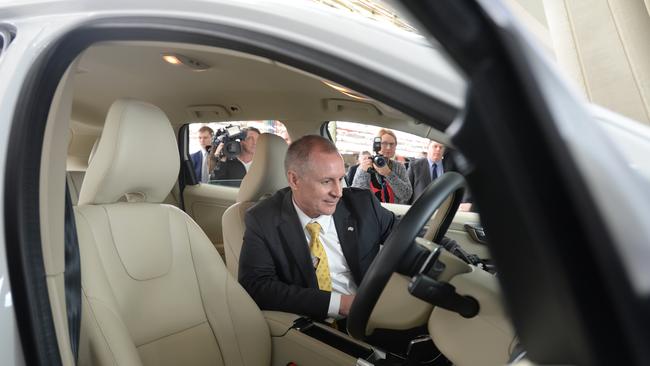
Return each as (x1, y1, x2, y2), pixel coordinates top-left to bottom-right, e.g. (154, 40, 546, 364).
(347, 172, 466, 340)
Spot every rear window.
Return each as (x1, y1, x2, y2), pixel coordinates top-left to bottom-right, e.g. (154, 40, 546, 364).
(188, 120, 289, 187)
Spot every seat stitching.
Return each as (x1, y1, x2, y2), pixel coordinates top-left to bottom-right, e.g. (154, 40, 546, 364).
(225, 275, 249, 365)
(133, 320, 210, 348)
(81, 290, 122, 366)
(180, 208, 228, 362)
(76, 208, 128, 365)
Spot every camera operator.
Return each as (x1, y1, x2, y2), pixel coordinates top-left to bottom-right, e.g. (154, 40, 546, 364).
(351, 128, 412, 204)
(209, 127, 260, 181)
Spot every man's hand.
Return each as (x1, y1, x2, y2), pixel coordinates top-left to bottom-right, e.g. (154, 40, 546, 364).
(374, 163, 391, 177)
(359, 156, 373, 172)
(212, 142, 224, 157)
(339, 294, 355, 316)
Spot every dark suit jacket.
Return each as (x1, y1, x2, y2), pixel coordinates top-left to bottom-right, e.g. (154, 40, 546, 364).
(211, 159, 246, 180)
(407, 153, 474, 207)
(190, 150, 204, 181)
(407, 157, 455, 203)
(345, 164, 359, 186)
(238, 187, 426, 319)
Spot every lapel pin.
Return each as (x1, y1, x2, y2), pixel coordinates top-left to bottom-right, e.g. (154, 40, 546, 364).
(347, 227, 354, 232)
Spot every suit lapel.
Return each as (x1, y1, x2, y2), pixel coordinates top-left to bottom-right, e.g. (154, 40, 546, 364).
(333, 201, 362, 284)
(278, 191, 318, 288)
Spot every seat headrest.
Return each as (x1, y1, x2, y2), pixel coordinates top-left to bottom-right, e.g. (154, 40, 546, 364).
(237, 133, 289, 202)
(78, 99, 179, 205)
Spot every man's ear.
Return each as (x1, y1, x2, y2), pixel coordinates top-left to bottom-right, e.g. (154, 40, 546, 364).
(287, 170, 299, 190)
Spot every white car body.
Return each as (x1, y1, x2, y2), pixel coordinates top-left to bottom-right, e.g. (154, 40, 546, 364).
(1, 0, 650, 364)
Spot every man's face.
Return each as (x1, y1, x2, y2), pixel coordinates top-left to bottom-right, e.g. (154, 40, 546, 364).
(428, 141, 445, 161)
(241, 131, 259, 154)
(379, 134, 397, 158)
(289, 151, 345, 218)
(198, 131, 212, 149)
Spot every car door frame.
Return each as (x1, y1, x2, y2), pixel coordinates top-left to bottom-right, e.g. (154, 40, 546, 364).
(398, 0, 650, 364)
(5, 13, 460, 366)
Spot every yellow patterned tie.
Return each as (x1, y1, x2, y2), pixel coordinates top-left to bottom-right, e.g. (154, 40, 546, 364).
(306, 222, 332, 292)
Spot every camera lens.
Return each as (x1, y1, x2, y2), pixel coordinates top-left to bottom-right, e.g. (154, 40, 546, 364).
(373, 155, 387, 168)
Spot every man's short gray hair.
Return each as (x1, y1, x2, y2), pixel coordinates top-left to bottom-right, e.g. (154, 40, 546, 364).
(285, 135, 339, 174)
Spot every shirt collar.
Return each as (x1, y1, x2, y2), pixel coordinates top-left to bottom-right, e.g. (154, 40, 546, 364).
(428, 157, 442, 166)
(292, 198, 333, 233)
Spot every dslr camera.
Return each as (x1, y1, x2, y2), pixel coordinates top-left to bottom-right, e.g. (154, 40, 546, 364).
(211, 125, 248, 160)
(370, 136, 387, 169)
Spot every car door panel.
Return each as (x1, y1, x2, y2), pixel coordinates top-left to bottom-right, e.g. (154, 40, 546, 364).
(182, 184, 238, 255)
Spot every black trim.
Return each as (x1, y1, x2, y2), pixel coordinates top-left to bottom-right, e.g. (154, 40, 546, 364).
(176, 123, 193, 210)
(402, 0, 643, 364)
(64, 183, 81, 363)
(5, 16, 458, 364)
(4, 16, 86, 364)
(320, 121, 334, 141)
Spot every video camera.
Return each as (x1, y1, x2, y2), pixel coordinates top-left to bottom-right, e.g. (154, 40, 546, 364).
(370, 136, 387, 169)
(210, 125, 248, 160)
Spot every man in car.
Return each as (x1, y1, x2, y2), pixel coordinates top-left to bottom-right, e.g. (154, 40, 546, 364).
(238, 135, 428, 323)
(190, 126, 214, 183)
(210, 127, 260, 181)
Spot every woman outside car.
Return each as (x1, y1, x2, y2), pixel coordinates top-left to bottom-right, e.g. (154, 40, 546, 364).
(351, 128, 412, 204)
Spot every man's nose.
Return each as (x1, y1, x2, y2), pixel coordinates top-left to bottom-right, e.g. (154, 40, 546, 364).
(331, 180, 343, 197)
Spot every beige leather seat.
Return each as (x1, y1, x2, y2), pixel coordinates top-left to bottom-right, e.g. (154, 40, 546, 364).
(66, 138, 99, 205)
(75, 99, 271, 366)
(222, 133, 288, 277)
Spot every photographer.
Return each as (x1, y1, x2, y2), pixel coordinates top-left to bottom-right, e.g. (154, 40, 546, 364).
(209, 127, 260, 181)
(351, 128, 412, 204)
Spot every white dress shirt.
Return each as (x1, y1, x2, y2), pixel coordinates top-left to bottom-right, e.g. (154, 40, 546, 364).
(240, 158, 253, 172)
(292, 200, 357, 318)
(427, 157, 444, 179)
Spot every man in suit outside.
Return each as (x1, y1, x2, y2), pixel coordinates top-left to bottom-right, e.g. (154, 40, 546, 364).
(190, 126, 214, 183)
(407, 140, 448, 203)
(408, 140, 473, 211)
(238, 135, 427, 321)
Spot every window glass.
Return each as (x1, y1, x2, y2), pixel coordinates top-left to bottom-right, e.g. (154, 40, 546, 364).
(188, 120, 290, 187)
(330, 121, 474, 213)
(330, 121, 430, 168)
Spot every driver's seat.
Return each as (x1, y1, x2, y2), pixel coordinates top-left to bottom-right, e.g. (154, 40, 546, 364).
(75, 99, 271, 366)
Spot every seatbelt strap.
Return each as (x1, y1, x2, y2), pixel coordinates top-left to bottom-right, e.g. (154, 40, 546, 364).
(64, 182, 81, 363)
